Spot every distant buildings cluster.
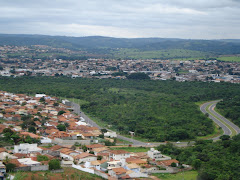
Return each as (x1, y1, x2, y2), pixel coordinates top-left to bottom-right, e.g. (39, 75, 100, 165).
(0, 45, 240, 83)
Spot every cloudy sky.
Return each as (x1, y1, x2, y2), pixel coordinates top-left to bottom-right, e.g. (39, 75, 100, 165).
(1, 0, 240, 39)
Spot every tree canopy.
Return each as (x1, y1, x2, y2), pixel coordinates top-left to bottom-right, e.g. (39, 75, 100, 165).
(0, 76, 239, 141)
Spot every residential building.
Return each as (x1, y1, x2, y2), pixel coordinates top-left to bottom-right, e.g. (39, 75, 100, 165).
(14, 143, 42, 154)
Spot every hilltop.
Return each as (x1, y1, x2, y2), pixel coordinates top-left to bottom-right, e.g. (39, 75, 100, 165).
(1, 34, 240, 59)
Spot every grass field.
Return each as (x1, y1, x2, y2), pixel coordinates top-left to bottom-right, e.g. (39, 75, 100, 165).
(153, 171, 198, 180)
(112, 48, 210, 60)
(116, 138, 133, 145)
(10, 167, 104, 180)
(110, 146, 150, 152)
(217, 56, 240, 62)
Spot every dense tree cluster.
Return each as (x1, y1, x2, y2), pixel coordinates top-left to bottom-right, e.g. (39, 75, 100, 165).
(48, 159, 61, 170)
(157, 134, 240, 180)
(216, 96, 240, 126)
(127, 72, 150, 80)
(0, 76, 239, 141)
(0, 128, 40, 146)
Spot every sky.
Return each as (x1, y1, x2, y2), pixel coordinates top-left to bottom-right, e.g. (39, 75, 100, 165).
(1, 0, 240, 39)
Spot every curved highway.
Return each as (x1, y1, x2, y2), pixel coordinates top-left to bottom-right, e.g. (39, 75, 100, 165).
(200, 100, 240, 140)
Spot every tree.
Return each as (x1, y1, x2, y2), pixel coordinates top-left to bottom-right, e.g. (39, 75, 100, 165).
(192, 159, 202, 170)
(101, 129, 107, 134)
(220, 135, 230, 141)
(6, 163, 16, 172)
(39, 97, 45, 103)
(3, 128, 21, 145)
(99, 134, 104, 138)
(58, 110, 66, 116)
(37, 155, 49, 162)
(82, 145, 87, 152)
(127, 72, 150, 80)
(97, 156, 103, 160)
(28, 126, 36, 134)
(3, 156, 10, 164)
(104, 140, 115, 146)
(89, 151, 94, 154)
(48, 159, 61, 170)
(171, 162, 177, 167)
(53, 102, 59, 107)
(57, 124, 66, 131)
(64, 122, 69, 128)
(205, 113, 209, 117)
(3, 128, 14, 135)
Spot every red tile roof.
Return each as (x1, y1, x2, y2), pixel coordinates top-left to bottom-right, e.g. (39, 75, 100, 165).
(158, 159, 179, 166)
(110, 150, 130, 155)
(86, 144, 105, 149)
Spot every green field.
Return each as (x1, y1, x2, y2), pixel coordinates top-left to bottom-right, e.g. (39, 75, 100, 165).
(112, 48, 211, 60)
(109, 146, 150, 152)
(217, 56, 240, 62)
(153, 171, 198, 180)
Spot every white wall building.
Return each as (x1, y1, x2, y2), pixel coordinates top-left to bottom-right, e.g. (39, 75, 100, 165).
(110, 150, 130, 161)
(74, 153, 97, 164)
(40, 137, 52, 144)
(104, 131, 117, 138)
(18, 158, 40, 166)
(14, 143, 42, 154)
(35, 94, 46, 98)
(147, 148, 163, 161)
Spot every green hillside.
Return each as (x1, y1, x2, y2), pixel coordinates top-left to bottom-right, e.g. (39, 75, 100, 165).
(1, 34, 240, 59)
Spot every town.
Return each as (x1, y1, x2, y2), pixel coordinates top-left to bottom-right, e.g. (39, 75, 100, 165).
(0, 45, 240, 83)
(0, 91, 192, 179)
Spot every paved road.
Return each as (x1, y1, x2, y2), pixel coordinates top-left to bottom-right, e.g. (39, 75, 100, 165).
(200, 100, 240, 140)
(71, 102, 101, 129)
(71, 102, 148, 145)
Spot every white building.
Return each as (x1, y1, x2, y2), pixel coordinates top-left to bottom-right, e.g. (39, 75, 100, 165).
(35, 94, 46, 98)
(74, 153, 97, 164)
(0, 152, 17, 160)
(110, 150, 130, 161)
(104, 131, 117, 138)
(18, 158, 40, 166)
(147, 148, 164, 161)
(14, 143, 42, 154)
(0, 162, 6, 175)
(62, 99, 71, 106)
(40, 137, 52, 144)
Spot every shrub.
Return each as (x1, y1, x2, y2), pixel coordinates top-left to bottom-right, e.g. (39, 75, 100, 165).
(48, 159, 61, 170)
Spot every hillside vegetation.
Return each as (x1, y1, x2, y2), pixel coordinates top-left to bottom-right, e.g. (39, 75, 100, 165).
(1, 34, 240, 59)
(216, 97, 240, 127)
(158, 134, 240, 180)
(0, 77, 240, 141)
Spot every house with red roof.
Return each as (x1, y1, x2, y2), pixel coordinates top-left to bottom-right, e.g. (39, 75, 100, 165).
(108, 167, 127, 179)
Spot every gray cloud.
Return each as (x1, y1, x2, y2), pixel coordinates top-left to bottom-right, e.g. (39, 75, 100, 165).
(0, 0, 240, 39)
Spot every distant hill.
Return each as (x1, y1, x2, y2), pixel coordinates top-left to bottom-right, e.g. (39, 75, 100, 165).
(1, 34, 240, 59)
